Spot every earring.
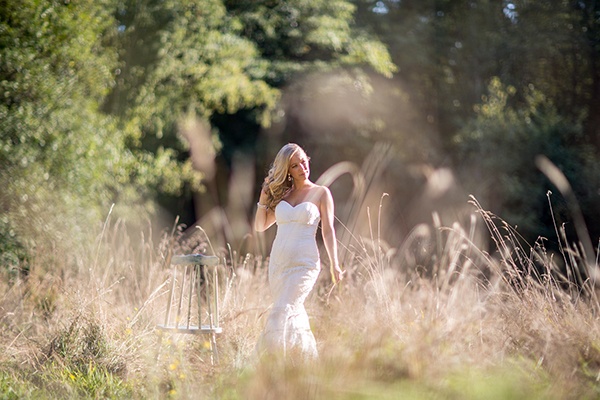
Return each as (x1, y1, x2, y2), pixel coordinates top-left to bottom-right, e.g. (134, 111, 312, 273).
(288, 174, 292, 182)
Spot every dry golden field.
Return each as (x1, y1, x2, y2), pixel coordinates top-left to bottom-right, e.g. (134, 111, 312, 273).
(1, 194, 600, 399)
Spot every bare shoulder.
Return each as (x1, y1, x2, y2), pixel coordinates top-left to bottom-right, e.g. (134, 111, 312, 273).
(314, 185, 333, 204)
(319, 185, 332, 196)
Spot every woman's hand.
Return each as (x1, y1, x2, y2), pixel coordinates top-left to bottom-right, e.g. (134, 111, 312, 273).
(258, 190, 268, 206)
(255, 179, 276, 232)
(331, 264, 346, 284)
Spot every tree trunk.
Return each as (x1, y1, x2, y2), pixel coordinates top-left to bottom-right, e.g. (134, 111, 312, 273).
(579, 0, 600, 151)
(586, 55, 600, 151)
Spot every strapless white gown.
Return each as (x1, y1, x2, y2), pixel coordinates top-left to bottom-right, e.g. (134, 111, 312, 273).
(257, 200, 321, 359)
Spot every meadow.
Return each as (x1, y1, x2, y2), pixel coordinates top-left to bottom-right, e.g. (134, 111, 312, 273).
(1, 193, 600, 400)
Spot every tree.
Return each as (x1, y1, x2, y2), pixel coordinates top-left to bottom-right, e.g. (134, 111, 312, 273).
(223, 0, 398, 185)
(454, 78, 600, 244)
(105, 0, 397, 230)
(0, 0, 118, 263)
(575, 0, 600, 149)
(0, 0, 187, 266)
(350, 0, 600, 246)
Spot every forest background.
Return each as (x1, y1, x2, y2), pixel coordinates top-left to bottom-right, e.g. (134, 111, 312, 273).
(2, 0, 600, 262)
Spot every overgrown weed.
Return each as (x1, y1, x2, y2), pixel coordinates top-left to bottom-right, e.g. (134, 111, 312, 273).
(1, 195, 600, 399)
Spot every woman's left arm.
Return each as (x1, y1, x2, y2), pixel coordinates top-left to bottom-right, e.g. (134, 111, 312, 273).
(320, 186, 344, 283)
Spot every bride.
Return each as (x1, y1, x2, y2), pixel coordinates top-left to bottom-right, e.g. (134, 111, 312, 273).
(254, 143, 345, 360)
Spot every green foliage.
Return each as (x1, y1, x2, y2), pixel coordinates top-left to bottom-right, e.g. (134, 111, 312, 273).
(0, 316, 132, 400)
(0, 370, 40, 400)
(0, 217, 26, 275)
(350, 1, 600, 244)
(110, 0, 396, 139)
(6, 0, 384, 270)
(354, 1, 596, 139)
(0, 372, 22, 400)
(103, 0, 397, 223)
(0, 0, 204, 264)
(47, 317, 115, 371)
(225, 0, 396, 83)
(454, 78, 599, 241)
(138, 3, 278, 126)
(55, 363, 133, 399)
(41, 316, 132, 398)
(1, 0, 118, 260)
(0, 0, 397, 265)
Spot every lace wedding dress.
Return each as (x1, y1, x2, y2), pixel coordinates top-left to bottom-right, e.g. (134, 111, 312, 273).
(257, 200, 321, 359)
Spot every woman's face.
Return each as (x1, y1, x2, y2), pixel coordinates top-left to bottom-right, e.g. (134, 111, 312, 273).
(288, 151, 310, 181)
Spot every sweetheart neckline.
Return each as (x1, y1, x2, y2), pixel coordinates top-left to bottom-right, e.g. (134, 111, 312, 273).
(279, 200, 318, 209)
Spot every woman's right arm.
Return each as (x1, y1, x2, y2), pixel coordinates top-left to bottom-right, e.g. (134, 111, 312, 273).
(254, 187, 276, 232)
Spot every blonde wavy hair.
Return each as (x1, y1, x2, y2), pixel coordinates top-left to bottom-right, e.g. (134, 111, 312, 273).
(262, 143, 306, 209)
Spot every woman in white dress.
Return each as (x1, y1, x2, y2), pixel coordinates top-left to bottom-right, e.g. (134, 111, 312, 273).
(254, 143, 345, 360)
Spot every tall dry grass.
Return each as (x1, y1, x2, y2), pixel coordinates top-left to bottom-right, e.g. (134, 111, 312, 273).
(2, 183, 600, 398)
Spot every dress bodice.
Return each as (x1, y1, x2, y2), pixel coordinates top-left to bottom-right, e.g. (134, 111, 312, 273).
(274, 201, 320, 226)
(270, 201, 320, 263)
